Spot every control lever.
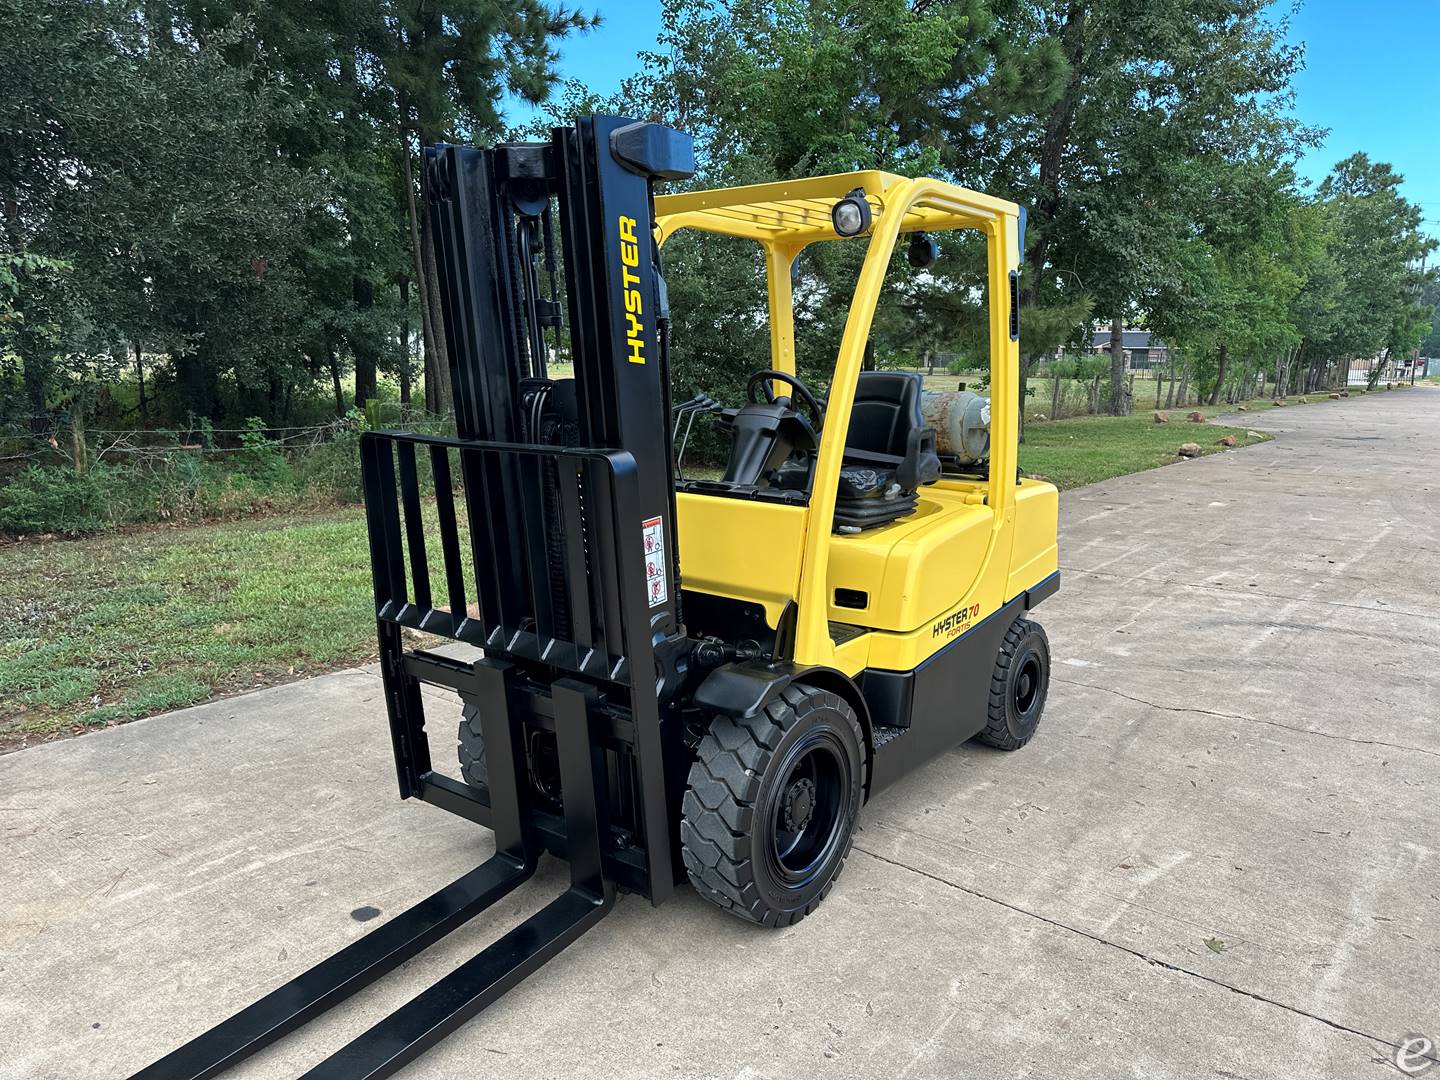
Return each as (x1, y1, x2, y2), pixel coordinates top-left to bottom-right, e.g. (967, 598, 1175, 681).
(671, 393, 722, 477)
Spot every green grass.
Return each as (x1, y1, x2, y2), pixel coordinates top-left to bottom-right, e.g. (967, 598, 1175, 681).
(0, 508, 379, 746)
(3, 389, 1347, 745)
(1018, 413, 1266, 488)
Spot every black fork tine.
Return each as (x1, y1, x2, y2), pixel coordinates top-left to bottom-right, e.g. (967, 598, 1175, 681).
(127, 856, 535, 1080)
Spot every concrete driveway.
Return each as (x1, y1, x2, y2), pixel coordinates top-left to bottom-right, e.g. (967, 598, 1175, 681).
(3, 388, 1437, 1080)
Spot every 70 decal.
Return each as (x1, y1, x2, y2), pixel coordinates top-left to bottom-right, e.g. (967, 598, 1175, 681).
(932, 602, 981, 639)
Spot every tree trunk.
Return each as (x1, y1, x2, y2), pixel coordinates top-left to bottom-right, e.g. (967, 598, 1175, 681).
(1022, 3, 1088, 297)
(1177, 359, 1190, 406)
(398, 274, 412, 407)
(352, 276, 377, 409)
(134, 342, 148, 418)
(398, 105, 443, 414)
(1052, 372, 1062, 419)
(1108, 315, 1126, 415)
(174, 349, 218, 419)
(1164, 363, 1176, 408)
(69, 386, 88, 475)
(266, 372, 285, 419)
(328, 341, 345, 418)
(420, 205, 452, 415)
(1209, 343, 1228, 406)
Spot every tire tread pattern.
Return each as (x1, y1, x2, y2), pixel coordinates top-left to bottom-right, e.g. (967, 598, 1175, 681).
(457, 703, 488, 788)
(680, 684, 863, 928)
(977, 616, 1049, 750)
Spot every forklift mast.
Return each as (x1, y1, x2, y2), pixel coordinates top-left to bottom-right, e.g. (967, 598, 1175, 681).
(427, 114, 691, 640)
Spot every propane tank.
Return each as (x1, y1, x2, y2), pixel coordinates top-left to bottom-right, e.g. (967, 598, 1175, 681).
(921, 390, 991, 465)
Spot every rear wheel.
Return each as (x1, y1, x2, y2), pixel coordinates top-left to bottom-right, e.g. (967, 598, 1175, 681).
(977, 617, 1050, 750)
(457, 703, 488, 788)
(681, 684, 865, 927)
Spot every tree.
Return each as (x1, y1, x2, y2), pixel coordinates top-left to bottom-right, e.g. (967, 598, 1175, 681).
(1311, 155, 1434, 388)
(173, 0, 595, 415)
(2, 2, 316, 430)
(373, 1, 596, 413)
(2, 0, 122, 427)
(996, 0, 1313, 414)
(1149, 162, 1310, 405)
(1, 0, 596, 432)
(1419, 272, 1440, 360)
(595, 0, 1068, 408)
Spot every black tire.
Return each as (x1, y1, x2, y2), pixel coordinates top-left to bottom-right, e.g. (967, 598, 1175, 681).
(681, 684, 865, 927)
(457, 703, 488, 788)
(977, 617, 1050, 750)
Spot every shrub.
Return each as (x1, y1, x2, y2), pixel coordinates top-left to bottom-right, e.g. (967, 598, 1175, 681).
(0, 416, 383, 536)
(0, 464, 113, 534)
(296, 424, 364, 502)
(234, 417, 296, 490)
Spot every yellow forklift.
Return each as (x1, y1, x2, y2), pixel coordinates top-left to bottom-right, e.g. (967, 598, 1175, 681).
(134, 117, 1057, 1080)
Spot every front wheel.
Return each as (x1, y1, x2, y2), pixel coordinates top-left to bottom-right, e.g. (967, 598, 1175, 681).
(681, 685, 865, 927)
(977, 616, 1050, 750)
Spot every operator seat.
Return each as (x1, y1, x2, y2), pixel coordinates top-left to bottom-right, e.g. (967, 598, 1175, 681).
(834, 371, 941, 532)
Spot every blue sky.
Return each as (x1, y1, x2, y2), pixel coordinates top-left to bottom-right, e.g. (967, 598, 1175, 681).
(519, 1, 1438, 237)
(1284, 1, 1439, 234)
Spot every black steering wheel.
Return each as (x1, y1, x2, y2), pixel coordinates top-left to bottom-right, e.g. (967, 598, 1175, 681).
(745, 369, 825, 430)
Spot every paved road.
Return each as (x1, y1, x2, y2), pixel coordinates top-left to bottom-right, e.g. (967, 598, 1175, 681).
(3, 389, 1437, 1080)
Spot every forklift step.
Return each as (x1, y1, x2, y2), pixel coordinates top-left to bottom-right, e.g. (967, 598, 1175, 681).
(128, 854, 535, 1080)
(872, 723, 907, 750)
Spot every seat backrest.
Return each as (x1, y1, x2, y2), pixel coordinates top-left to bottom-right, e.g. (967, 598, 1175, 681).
(845, 371, 924, 458)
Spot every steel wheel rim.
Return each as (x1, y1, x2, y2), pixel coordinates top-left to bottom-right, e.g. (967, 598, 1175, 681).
(765, 731, 849, 887)
(1014, 652, 1043, 717)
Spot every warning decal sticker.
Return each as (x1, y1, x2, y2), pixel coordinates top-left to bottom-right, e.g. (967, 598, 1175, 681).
(642, 515, 668, 608)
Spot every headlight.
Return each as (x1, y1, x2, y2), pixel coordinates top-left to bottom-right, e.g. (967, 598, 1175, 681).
(831, 189, 872, 237)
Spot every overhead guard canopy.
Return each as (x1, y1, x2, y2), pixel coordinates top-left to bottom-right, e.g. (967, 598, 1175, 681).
(654, 170, 1019, 246)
